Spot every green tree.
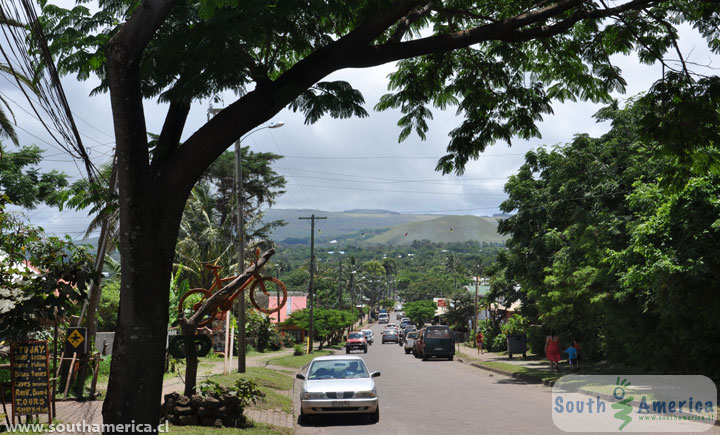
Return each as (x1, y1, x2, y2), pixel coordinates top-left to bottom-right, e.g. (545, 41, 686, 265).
(40, 0, 720, 425)
(0, 144, 68, 208)
(0, 201, 95, 340)
(281, 307, 354, 349)
(404, 300, 437, 327)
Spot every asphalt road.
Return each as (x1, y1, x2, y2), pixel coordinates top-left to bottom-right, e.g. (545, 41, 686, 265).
(295, 322, 720, 435)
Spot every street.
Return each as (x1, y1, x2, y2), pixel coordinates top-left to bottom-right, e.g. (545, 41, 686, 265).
(295, 323, 720, 435)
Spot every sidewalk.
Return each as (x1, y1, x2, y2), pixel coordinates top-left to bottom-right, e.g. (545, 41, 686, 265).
(53, 348, 297, 433)
(455, 342, 563, 385)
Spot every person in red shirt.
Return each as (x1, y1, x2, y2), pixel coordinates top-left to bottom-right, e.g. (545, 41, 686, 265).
(476, 331, 484, 355)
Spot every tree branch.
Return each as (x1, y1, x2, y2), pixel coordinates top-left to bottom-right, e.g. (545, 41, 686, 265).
(152, 99, 190, 169)
(389, 3, 435, 43)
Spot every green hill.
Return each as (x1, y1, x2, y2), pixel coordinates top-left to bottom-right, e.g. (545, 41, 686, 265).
(362, 215, 505, 245)
(263, 209, 439, 242)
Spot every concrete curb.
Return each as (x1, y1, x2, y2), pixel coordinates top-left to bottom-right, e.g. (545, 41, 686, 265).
(457, 357, 556, 386)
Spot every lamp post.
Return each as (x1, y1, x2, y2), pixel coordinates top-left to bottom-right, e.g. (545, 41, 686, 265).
(207, 108, 284, 373)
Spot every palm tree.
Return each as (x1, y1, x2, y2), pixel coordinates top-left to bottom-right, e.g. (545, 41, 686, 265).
(382, 258, 397, 301)
(444, 253, 460, 295)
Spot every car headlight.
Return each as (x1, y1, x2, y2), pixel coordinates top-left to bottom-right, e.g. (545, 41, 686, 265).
(303, 392, 325, 399)
(355, 391, 377, 398)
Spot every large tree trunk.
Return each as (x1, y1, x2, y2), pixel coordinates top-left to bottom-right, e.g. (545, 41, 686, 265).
(101, 218, 179, 431)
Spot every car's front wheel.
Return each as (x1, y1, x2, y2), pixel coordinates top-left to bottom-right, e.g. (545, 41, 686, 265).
(364, 347, 367, 353)
(346, 348, 350, 354)
(369, 408, 379, 424)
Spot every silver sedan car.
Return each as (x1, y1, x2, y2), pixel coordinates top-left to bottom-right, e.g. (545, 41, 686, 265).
(296, 355, 380, 423)
(403, 330, 417, 354)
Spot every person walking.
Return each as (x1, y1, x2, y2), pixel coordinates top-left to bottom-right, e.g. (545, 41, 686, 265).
(476, 331, 484, 355)
(545, 329, 562, 372)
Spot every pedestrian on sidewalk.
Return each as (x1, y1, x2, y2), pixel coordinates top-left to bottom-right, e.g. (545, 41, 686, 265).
(573, 338, 581, 369)
(545, 329, 562, 372)
(563, 344, 578, 370)
(476, 331, 484, 355)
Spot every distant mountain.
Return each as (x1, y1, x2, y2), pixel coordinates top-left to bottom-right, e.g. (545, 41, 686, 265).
(263, 209, 440, 242)
(362, 215, 505, 245)
(263, 209, 505, 245)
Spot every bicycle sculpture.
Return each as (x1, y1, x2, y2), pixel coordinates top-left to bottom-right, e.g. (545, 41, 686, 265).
(177, 248, 288, 327)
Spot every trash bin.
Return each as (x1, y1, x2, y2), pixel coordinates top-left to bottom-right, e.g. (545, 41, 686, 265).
(506, 334, 527, 358)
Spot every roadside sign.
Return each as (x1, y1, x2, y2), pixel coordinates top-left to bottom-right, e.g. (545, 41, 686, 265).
(10, 341, 52, 423)
(64, 327, 88, 355)
(437, 299, 446, 307)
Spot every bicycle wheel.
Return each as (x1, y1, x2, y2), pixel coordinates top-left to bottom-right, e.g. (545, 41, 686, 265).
(249, 276, 288, 314)
(177, 288, 216, 327)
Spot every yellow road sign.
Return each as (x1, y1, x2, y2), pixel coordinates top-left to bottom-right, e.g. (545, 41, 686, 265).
(67, 329, 84, 348)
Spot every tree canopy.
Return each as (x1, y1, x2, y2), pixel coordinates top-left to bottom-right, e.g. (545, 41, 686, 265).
(36, 0, 720, 427)
(489, 99, 720, 378)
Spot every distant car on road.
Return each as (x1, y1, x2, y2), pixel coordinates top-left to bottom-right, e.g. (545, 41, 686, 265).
(296, 355, 380, 424)
(345, 331, 368, 354)
(378, 313, 389, 324)
(362, 329, 374, 345)
(404, 331, 418, 354)
(395, 311, 404, 320)
(381, 329, 399, 344)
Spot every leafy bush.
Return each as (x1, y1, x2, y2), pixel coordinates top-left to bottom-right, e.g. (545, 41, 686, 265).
(97, 280, 120, 331)
(491, 333, 507, 352)
(282, 335, 296, 348)
(293, 344, 304, 356)
(234, 378, 264, 406)
(197, 378, 264, 406)
(478, 320, 506, 352)
(500, 314, 528, 336)
(527, 325, 546, 355)
(268, 330, 283, 351)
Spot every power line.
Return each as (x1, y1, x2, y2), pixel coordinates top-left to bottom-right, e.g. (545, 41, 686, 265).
(280, 153, 525, 160)
(285, 183, 508, 196)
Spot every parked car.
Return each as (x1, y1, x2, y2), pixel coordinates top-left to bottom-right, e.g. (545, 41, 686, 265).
(412, 328, 425, 357)
(398, 325, 416, 344)
(414, 325, 454, 361)
(361, 329, 374, 345)
(296, 355, 380, 424)
(381, 329, 399, 344)
(403, 331, 418, 354)
(346, 331, 368, 354)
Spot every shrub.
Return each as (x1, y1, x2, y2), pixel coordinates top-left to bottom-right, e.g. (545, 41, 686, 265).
(491, 333, 507, 352)
(293, 344, 304, 356)
(268, 330, 283, 351)
(500, 314, 529, 336)
(527, 325, 546, 355)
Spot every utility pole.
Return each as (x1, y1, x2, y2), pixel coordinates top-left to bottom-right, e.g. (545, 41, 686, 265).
(234, 138, 247, 373)
(275, 265, 282, 324)
(337, 259, 343, 307)
(299, 214, 326, 353)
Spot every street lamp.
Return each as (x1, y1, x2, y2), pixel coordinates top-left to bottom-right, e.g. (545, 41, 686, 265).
(207, 107, 284, 373)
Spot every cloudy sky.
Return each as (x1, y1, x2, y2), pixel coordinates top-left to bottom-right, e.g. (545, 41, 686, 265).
(3, 17, 717, 238)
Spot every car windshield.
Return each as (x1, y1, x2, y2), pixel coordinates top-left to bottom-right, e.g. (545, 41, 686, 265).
(362, 331, 371, 336)
(348, 332, 364, 339)
(384, 330, 396, 334)
(407, 332, 417, 338)
(307, 359, 369, 380)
